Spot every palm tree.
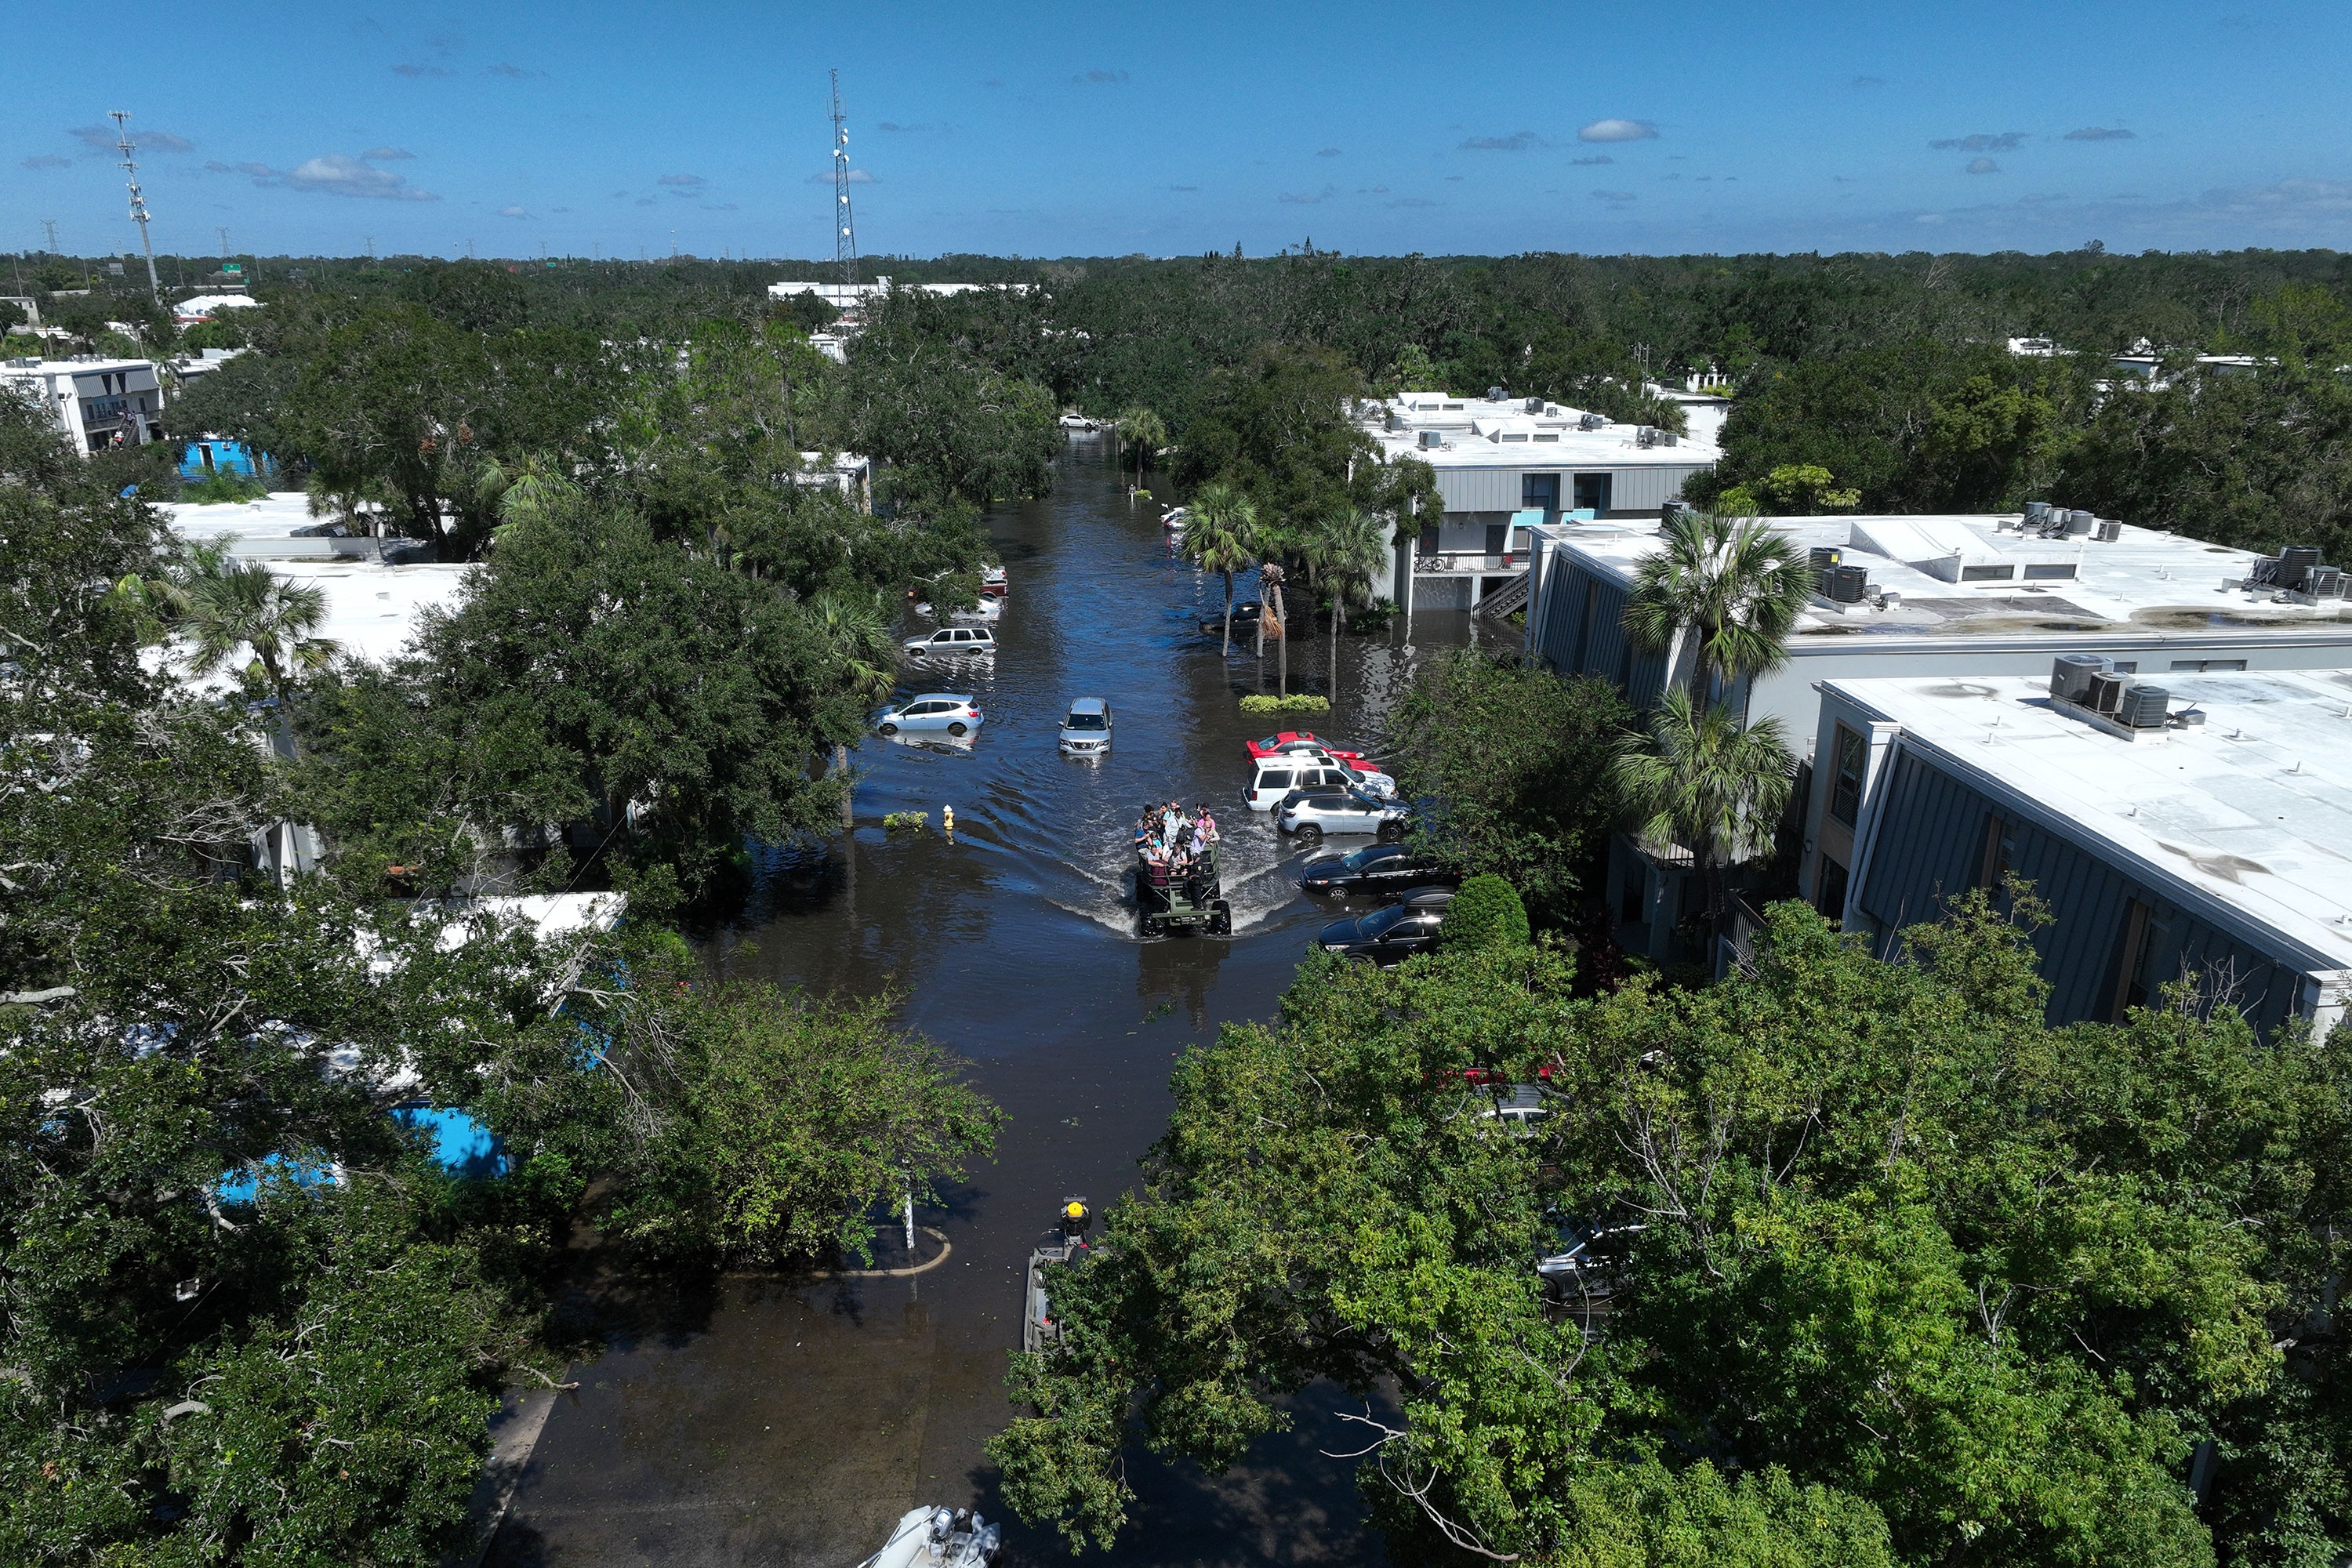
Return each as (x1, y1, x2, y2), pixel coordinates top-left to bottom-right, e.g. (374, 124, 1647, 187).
(476, 453, 582, 550)
(1613, 689, 1795, 932)
(811, 588, 899, 829)
(1185, 482, 1258, 655)
(1621, 510, 1811, 706)
(1114, 406, 1167, 492)
(1259, 560, 1288, 697)
(1307, 510, 1388, 699)
(170, 559, 339, 697)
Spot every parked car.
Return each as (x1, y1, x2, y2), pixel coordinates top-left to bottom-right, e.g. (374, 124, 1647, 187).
(1537, 1221, 1644, 1308)
(1199, 601, 1265, 636)
(916, 596, 1001, 623)
(1058, 697, 1112, 756)
(874, 694, 985, 738)
(1317, 886, 1456, 963)
(903, 626, 996, 659)
(982, 564, 1008, 599)
(1290, 748, 1397, 797)
(1478, 1083, 1550, 1137)
(1301, 843, 1460, 896)
(1245, 730, 1367, 766)
(1247, 758, 1369, 811)
(1279, 788, 1410, 839)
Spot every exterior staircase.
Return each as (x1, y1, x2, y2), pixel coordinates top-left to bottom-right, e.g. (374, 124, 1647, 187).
(1478, 572, 1532, 620)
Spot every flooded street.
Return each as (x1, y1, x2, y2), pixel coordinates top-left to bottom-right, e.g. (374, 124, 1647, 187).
(490, 441, 1479, 1567)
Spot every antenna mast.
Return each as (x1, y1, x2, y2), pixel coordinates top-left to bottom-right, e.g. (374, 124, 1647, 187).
(829, 67, 860, 292)
(110, 111, 162, 306)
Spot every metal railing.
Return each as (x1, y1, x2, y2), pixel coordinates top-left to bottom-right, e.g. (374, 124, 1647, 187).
(1414, 551, 1528, 574)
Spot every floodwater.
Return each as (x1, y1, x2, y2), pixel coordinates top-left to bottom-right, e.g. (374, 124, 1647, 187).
(487, 441, 1481, 1568)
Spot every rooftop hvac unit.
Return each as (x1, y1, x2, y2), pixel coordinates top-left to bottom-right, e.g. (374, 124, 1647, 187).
(2024, 501, 2053, 528)
(2051, 652, 2111, 704)
(2116, 683, 2170, 729)
(2095, 519, 2122, 542)
(2066, 509, 2096, 537)
(2086, 670, 2129, 715)
(1486, 385, 1508, 401)
(1418, 430, 1443, 448)
(2280, 545, 2324, 590)
(1821, 564, 1869, 604)
(2309, 565, 2345, 597)
(1524, 397, 1544, 414)
(1809, 546, 1842, 571)
(1579, 412, 1606, 430)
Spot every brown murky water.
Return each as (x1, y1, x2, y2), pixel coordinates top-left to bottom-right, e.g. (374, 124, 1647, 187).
(488, 441, 1482, 1566)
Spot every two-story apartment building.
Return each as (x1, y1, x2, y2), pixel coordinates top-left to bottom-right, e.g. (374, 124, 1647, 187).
(1359, 390, 1720, 612)
(1, 354, 165, 452)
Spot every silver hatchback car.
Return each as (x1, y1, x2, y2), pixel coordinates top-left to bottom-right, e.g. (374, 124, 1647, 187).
(875, 693, 985, 738)
(1058, 697, 1112, 756)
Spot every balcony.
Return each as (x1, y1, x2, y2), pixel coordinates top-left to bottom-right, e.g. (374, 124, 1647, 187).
(1414, 550, 1527, 575)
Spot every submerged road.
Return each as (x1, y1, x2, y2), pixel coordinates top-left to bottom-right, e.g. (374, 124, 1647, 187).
(488, 441, 1482, 1567)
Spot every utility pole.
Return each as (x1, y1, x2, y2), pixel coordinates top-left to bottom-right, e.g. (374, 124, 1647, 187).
(110, 112, 162, 306)
(830, 67, 860, 290)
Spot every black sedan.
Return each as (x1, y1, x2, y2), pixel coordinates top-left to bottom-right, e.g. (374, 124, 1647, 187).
(1317, 886, 1457, 964)
(1301, 842, 1459, 896)
(1198, 601, 1265, 635)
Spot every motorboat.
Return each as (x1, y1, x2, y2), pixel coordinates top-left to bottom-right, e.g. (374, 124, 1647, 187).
(864, 1506, 1003, 1568)
(1026, 1199, 1095, 1352)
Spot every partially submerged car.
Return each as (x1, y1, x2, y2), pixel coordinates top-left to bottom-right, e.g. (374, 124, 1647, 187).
(1300, 843, 1459, 896)
(1279, 788, 1410, 839)
(1316, 886, 1456, 963)
(1058, 697, 1112, 757)
(903, 626, 996, 659)
(1245, 730, 1367, 766)
(874, 693, 984, 738)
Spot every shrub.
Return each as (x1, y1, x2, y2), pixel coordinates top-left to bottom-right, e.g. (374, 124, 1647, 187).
(884, 811, 929, 832)
(1441, 874, 1530, 950)
(1239, 693, 1330, 714)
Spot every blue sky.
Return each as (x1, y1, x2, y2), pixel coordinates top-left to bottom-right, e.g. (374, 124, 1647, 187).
(9, 0, 2351, 262)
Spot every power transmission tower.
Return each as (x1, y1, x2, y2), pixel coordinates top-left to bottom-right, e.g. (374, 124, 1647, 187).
(216, 226, 230, 260)
(42, 220, 61, 255)
(830, 67, 859, 290)
(110, 111, 162, 305)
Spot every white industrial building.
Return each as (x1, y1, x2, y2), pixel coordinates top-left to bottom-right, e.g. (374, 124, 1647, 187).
(2, 355, 165, 452)
(174, 292, 265, 324)
(768, 277, 1033, 311)
(1362, 390, 1721, 612)
(1801, 669, 2352, 1040)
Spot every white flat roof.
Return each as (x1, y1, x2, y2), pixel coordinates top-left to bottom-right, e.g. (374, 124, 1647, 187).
(1828, 670, 2352, 974)
(1364, 390, 1721, 470)
(1, 356, 158, 377)
(1541, 513, 2352, 643)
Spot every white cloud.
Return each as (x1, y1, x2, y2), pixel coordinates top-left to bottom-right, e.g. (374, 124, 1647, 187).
(1316, 147, 1341, 158)
(1929, 132, 2026, 152)
(499, 205, 528, 217)
(1578, 119, 1657, 143)
(2064, 126, 2136, 141)
(1967, 158, 2001, 175)
(243, 151, 438, 201)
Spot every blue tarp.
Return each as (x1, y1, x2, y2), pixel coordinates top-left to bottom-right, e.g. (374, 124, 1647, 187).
(392, 1106, 510, 1179)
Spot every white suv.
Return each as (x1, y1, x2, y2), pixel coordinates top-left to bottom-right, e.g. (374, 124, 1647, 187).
(904, 626, 996, 659)
(1244, 755, 1395, 810)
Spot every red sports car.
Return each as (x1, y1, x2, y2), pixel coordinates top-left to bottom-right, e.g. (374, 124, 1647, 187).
(1246, 731, 1367, 766)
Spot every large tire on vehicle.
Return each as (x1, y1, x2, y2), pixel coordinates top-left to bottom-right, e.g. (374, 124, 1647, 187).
(948, 721, 967, 737)
(1297, 824, 1323, 840)
(877, 722, 898, 736)
(1141, 915, 1165, 939)
(1377, 821, 1404, 844)
(1210, 902, 1232, 936)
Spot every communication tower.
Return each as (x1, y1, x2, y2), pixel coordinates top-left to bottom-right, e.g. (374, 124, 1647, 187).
(110, 111, 162, 305)
(829, 68, 860, 290)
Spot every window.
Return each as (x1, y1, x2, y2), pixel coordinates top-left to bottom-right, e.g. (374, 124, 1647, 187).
(1817, 857, 1849, 922)
(1829, 724, 1867, 826)
(1485, 521, 1508, 556)
(1256, 770, 1292, 791)
(1976, 814, 2016, 890)
(2024, 562, 2078, 580)
(1501, 432, 1529, 442)
(2169, 658, 2247, 673)
(1961, 564, 2015, 582)
(1534, 432, 1559, 442)
(1573, 473, 1613, 514)
(1521, 473, 1560, 510)
(2107, 899, 2172, 1020)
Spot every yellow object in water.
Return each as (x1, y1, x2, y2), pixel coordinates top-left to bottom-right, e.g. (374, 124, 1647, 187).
(942, 804, 956, 834)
